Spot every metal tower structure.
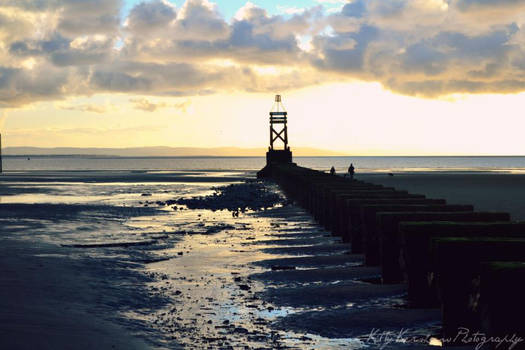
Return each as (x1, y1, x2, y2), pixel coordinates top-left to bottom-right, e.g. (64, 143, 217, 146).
(266, 95, 292, 165)
(269, 95, 288, 151)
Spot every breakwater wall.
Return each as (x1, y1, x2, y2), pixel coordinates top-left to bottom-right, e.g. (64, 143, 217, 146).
(258, 163, 525, 346)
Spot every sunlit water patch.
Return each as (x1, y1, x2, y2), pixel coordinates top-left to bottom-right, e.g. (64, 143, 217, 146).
(0, 170, 438, 349)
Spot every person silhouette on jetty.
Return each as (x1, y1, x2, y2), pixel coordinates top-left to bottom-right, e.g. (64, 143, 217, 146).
(348, 163, 355, 180)
(330, 166, 335, 175)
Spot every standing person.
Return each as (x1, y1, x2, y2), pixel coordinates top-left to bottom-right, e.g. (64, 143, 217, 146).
(330, 166, 335, 175)
(348, 163, 355, 180)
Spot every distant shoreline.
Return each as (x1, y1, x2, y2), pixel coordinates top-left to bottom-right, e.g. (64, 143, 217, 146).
(0, 146, 346, 157)
(3, 155, 525, 158)
(3, 154, 268, 158)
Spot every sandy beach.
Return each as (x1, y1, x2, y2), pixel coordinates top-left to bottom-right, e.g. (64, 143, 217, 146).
(359, 173, 525, 221)
(1, 169, 519, 349)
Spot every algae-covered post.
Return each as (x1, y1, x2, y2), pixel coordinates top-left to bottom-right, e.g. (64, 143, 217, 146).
(479, 261, 525, 345)
(433, 237, 525, 340)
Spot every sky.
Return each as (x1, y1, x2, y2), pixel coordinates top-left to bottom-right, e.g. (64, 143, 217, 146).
(1, 0, 525, 155)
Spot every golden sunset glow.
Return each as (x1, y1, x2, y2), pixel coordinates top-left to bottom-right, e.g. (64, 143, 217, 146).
(1, 0, 525, 155)
(4, 83, 525, 155)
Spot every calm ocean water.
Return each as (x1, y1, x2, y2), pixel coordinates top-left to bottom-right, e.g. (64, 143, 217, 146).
(3, 155, 525, 172)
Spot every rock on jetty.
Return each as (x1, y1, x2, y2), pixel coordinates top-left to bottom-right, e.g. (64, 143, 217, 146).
(167, 181, 287, 213)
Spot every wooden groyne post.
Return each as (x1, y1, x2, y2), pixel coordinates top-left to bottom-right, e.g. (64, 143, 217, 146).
(258, 161, 525, 344)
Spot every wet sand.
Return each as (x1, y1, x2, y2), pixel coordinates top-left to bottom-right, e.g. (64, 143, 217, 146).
(0, 239, 151, 350)
(2, 171, 508, 349)
(140, 205, 442, 348)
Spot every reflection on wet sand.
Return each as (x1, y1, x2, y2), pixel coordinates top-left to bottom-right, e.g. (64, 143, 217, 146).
(0, 171, 440, 349)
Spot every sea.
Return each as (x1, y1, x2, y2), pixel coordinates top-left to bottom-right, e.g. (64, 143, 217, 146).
(3, 155, 525, 172)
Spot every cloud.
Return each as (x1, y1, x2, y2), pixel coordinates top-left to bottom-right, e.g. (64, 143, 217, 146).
(312, 25, 378, 72)
(175, 0, 229, 41)
(89, 61, 228, 94)
(130, 97, 191, 112)
(173, 100, 191, 112)
(316, 0, 347, 3)
(276, 6, 306, 15)
(0, 8, 34, 42)
(56, 0, 121, 36)
(122, 1, 320, 65)
(125, 0, 177, 36)
(0, 0, 321, 106)
(341, 0, 367, 18)
(1, 0, 525, 106)
(308, 0, 525, 97)
(456, 0, 525, 11)
(57, 103, 117, 114)
(0, 65, 73, 107)
(90, 69, 152, 93)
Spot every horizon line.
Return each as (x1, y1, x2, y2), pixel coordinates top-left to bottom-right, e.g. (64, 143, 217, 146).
(4, 154, 525, 158)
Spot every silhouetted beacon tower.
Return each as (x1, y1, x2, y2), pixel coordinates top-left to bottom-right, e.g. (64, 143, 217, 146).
(266, 95, 292, 165)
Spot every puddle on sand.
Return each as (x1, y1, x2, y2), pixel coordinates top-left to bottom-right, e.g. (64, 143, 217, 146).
(0, 175, 439, 349)
(138, 204, 371, 349)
